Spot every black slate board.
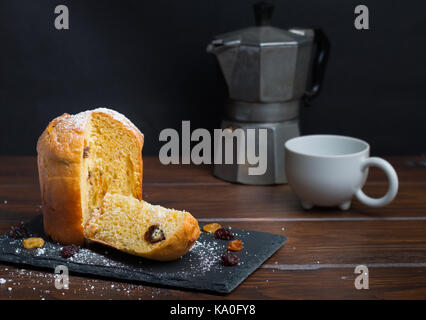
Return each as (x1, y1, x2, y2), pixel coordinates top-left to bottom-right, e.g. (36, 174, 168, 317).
(0, 216, 286, 294)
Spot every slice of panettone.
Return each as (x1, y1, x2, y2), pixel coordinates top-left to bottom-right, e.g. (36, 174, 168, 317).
(85, 193, 200, 261)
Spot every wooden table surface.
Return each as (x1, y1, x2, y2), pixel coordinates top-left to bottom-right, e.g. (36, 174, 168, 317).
(0, 156, 425, 300)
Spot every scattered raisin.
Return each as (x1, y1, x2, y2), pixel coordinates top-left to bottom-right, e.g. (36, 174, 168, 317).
(9, 222, 28, 239)
(61, 244, 79, 258)
(203, 223, 222, 234)
(221, 253, 239, 266)
(23, 237, 45, 249)
(144, 225, 166, 244)
(83, 146, 90, 158)
(215, 228, 234, 240)
(227, 240, 243, 251)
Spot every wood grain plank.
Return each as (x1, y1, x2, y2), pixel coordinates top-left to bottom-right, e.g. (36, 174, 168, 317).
(0, 156, 425, 186)
(0, 264, 425, 299)
(142, 183, 426, 219)
(1, 182, 425, 221)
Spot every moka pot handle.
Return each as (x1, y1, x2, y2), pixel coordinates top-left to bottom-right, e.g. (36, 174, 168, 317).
(303, 28, 330, 106)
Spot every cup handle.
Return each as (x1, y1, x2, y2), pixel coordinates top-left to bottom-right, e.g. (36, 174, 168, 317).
(355, 157, 399, 207)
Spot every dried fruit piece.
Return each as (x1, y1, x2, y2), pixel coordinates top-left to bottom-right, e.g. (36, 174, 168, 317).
(215, 228, 234, 240)
(227, 240, 243, 251)
(9, 222, 28, 239)
(83, 146, 90, 158)
(23, 237, 45, 249)
(61, 244, 79, 258)
(203, 223, 222, 234)
(88, 223, 98, 235)
(221, 253, 239, 266)
(144, 225, 166, 244)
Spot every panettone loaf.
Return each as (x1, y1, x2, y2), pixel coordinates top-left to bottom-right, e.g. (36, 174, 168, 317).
(85, 193, 200, 261)
(37, 108, 143, 244)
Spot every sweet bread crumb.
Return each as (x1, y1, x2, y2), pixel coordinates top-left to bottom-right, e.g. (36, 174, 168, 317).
(85, 193, 200, 261)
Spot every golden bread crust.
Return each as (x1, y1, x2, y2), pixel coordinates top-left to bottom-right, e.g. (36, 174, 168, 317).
(37, 108, 144, 245)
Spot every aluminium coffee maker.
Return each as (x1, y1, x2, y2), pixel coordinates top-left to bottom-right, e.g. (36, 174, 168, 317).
(207, 1, 330, 184)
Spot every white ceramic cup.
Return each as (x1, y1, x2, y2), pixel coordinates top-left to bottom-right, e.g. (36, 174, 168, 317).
(284, 135, 398, 210)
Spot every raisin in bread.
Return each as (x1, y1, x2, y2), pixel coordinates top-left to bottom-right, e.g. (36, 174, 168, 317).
(37, 108, 144, 244)
(85, 193, 200, 261)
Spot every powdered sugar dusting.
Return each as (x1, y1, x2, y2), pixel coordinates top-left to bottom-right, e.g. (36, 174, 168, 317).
(35, 247, 46, 256)
(53, 110, 91, 132)
(51, 107, 142, 137)
(68, 247, 128, 268)
(0, 265, 166, 300)
(0, 231, 224, 277)
(184, 239, 223, 274)
(92, 108, 143, 138)
(1, 229, 226, 283)
(66, 238, 224, 277)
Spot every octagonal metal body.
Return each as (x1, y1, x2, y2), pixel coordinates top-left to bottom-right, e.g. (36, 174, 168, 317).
(208, 27, 314, 103)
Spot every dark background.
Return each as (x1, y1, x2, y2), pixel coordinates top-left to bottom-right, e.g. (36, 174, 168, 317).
(0, 0, 425, 156)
